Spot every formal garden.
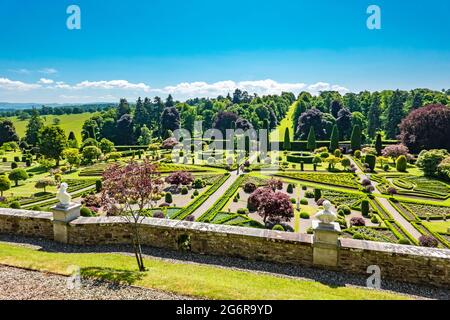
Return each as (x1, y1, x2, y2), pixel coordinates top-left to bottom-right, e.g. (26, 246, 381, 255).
(0, 92, 448, 253)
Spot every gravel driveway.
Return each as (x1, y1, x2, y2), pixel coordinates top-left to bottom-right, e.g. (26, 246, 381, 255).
(0, 265, 190, 300)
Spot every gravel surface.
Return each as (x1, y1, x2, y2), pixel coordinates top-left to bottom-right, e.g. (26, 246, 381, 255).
(0, 265, 190, 300)
(1, 234, 449, 300)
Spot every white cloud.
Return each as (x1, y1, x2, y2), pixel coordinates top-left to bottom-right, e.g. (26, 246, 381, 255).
(38, 78, 54, 84)
(307, 82, 349, 95)
(0, 78, 41, 91)
(39, 68, 58, 75)
(74, 80, 151, 92)
(0, 77, 349, 102)
(160, 79, 308, 97)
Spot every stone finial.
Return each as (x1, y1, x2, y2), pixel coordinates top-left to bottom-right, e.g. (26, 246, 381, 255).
(56, 182, 71, 208)
(315, 200, 337, 224)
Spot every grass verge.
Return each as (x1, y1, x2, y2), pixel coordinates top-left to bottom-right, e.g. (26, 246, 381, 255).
(0, 242, 408, 300)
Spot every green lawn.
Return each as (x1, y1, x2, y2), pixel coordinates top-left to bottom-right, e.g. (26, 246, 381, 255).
(270, 101, 296, 142)
(0, 242, 408, 300)
(10, 112, 95, 142)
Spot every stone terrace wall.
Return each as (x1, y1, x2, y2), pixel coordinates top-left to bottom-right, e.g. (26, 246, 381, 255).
(68, 217, 314, 266)
(339, 239, 450, 288)
(0, 209, 53, 239)
(0, 209, 449, 288)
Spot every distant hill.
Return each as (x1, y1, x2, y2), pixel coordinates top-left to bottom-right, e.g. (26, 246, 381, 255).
(0, 102, 113, 110)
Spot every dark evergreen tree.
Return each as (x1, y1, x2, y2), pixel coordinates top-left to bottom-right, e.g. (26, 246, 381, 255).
(25, 108, 43, 146)
(385, 90, 406, 139)
(307, 126, 316, 151)
(330, 100, 342, 118)
(134, 97, 150, 129)
(367, 92, 381, 138)
(116, 114, 135, 145)
(375, 133, 383, 156)
(160, 107, 180, 138)
(329, 125, 339, 152)
(117, 98, 131, 118)
(336, 108, 352, 140)
(350, 125, 362, 151)
(0, 119, 19, 146)
(283, 128, 291, 151)
(165, 94, 175, 108)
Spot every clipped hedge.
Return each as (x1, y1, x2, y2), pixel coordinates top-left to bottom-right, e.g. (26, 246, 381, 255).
(286, 152, 315, 164)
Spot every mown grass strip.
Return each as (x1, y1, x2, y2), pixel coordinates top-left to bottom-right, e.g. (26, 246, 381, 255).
(0, 242, 408, 300)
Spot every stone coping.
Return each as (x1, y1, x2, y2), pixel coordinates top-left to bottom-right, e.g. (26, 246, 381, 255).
(0, 208, 53, 220)
(70, 216, 314, 244)
(340, 238, 450, 259)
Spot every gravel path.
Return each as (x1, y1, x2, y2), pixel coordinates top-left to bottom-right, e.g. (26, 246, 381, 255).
(0, 264, 191, 300)
(191, 171, 239, 219)
(1, 234, 449, 300)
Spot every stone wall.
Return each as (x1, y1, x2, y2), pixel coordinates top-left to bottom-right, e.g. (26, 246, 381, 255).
(0, 208, 449, 288)
(0, 209, 53, 239)
(339, 239, 450, 288)
(68, 217, 314, 266)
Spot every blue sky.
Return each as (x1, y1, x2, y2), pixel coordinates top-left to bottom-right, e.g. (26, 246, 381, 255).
(0, 0, 449, 103)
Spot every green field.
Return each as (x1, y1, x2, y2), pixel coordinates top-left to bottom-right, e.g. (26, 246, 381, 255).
(270, 101, 296, 142)
(10, 112, 95, 142)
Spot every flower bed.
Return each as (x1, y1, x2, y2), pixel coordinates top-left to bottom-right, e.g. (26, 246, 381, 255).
(399, 201, 450, 220)
(20, 179, 97, 207)
(321, 189, 365, 209)
(344, 226, 397, 243)
(276, 172, 359, 189)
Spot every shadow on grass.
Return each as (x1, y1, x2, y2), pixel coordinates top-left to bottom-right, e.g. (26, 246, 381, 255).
(81, 267, 145, 285)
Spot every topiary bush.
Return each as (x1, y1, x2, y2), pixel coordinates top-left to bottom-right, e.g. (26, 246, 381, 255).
(305, 191, 315, 198)
(153, 210, 165, 218)
(181, 186, 189, 195)
(11, 162, 18, 169)
(165, 192, 173, 203)
(300, 198, 308, 205)
(192, 178, 205, 189)
(300, 212, 310, 219)
(419, 235, 438, 248)
(337, 205, 351, 215)
(396, 155, 407, 172)
(314, 188, 321, 201)
(95, 180, 102, 193)
(80, 206, 95, 217)
(272, 224, 285, 231)
(193, 189, 199, 196)
(361, 199, 370, 217)
(237, 208, 249, 215)
(350, 217, 366, 226)
(365, 154, 376, 171)
(9, 201, 21, 209)
(286, 183, 294, 194)
(243, 182, 257, 193)
(354, 150, 361, 159)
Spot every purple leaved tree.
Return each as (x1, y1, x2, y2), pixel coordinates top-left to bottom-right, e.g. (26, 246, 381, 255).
(101, 160, 163, 271)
